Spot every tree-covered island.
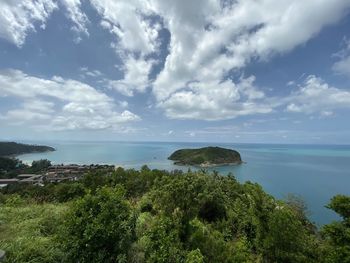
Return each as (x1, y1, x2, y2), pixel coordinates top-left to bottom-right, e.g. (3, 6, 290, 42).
(0, 142, 55, 157)
(168, 146, 242, 167)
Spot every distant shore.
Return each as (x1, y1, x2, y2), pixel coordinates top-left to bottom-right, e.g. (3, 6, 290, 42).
(174, 161, 243, 168)
(0, 142, 55, 157)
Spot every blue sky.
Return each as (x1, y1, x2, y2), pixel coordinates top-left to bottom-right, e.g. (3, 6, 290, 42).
(1, 0, 350, 144)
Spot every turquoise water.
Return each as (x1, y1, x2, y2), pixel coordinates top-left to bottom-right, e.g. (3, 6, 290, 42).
(18, 141, 350, 226)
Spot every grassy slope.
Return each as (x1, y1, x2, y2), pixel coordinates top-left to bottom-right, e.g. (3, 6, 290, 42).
(0, 198, 67, 263)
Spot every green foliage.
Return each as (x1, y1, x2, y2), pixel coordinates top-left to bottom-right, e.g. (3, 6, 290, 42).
(0, 157, 50, 178)
(0, 201, 66, 263)
(168, 146, 242, 165)
(60, 186, 134, 263)
(30, 159, 51, 173)
(229, 236, 255, 263)
(185, 249, 204, 263)
(53, 182, 86, 202)
(326, 195, 350, 219)
(0, 157, 21, 171)
(0, 141, 55, 156)
(0, 166, 348, 263)
(0, 157, 27, 178)
(187, 219, 232, 262)
(1, 182, 85, 203)
(81, 171, 108, 192)
(262, 205, 318, 262)
(142, 215, 185, 263)
(321, 195, 350, 263)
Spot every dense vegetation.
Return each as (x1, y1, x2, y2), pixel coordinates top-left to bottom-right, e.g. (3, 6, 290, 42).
(0, 165, 349, 262)
(168, 146, 242, 166)
(0, 142, 55, 157)
(0, 158, 51, 178)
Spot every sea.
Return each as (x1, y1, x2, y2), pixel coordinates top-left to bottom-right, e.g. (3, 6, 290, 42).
(16, 141, 350, 226)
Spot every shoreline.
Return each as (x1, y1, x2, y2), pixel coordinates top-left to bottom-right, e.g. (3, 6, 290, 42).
(1, 149, 55, 159)
(173, 161, 244, 168)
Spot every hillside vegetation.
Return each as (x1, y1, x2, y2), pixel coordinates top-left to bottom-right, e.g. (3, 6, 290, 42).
(168, 146, 242, 166)
(0, 158, 51, 179)
(0, 166, 349, 263)
(0, 142, 55, 157)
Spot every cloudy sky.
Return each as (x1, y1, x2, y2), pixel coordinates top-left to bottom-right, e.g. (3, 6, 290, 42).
(1, 0, 350, 143)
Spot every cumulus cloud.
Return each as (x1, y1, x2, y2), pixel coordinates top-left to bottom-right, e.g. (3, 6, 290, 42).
(60, 0, 90, 41)
(151, 0, 350, 102)
(159, 76, 272, 120)
(0, 69, 140, 130)
(0, 0, 89, 46)
(89, 0, 350, 120)
(106, 55, 154, 96)
(332, 39, 350, 76)
(285, 75, 350, 114)
(1, 0, 350, 122)
(90, 0, 160, 56)
(0, 0, 58, 47)
(89, 0, 162, 97)
(333, 56, 350, 76)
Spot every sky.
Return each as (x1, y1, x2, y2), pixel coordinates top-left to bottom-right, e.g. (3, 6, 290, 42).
(1, 0, 350, 144)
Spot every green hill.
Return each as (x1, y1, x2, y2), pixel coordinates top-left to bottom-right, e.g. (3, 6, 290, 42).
(0, 142, 55, 156)
(168, 146, 242, 166)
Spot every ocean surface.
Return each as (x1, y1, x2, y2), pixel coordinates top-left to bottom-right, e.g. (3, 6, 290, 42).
(17, 141, 350, 226)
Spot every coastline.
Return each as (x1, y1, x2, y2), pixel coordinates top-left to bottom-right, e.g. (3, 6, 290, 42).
(2, 149, 55, 159)
(174, 161, 244, 168)
(7, 141, 350, 225)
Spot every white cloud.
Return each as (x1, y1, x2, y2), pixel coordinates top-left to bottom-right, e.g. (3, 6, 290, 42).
(1, 0, 350, 122)
(285, 75, 350, 114)
(119, 101, 129, 108)
(0, 69, 140, 130)
(6, 109, 52, 122)
(90, 0, 160, 56)
(287, 81, 296, 86)
(189, 132, 196, 137)
(90, 0, 350, 120)
(79, 67, 103, 78)
(151, 0, 350, 105)
(106, 55, 153, 96)
(333, 39, 350, 76)
(320, 110, 334, 117)
(60, 0, 89, 41)
(159, 76, 272, 120)
(0, 0, 90, 46)
(90, 1, 159, 97)
(333, 56, 350, 76)
(0, 0, 58, 47)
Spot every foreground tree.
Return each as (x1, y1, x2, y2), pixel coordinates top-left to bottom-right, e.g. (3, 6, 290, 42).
(263, 204, 319, 262)
(60, 186, 134, 263)
(30, 159, 51, 173)
(321, 195, 350, 263)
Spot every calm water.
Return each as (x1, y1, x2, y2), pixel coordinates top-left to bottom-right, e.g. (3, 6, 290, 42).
(18, 141, 350, 226)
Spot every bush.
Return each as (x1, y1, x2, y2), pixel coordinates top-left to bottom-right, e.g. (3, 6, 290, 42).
(0, 201, 66, 263)
(60, 186, 134, 263)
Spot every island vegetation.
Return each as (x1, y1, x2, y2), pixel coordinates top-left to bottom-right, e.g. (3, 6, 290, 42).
(168, 146, 242, 167)
(0, 142, 55, 157)
(0, 162, 349, 263)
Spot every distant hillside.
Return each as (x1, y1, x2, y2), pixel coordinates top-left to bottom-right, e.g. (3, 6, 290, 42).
(168, 146, 242, 167)
(0, 142, 55, 156)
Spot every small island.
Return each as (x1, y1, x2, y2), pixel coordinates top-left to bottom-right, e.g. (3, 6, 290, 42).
(0, 142, 55, 157)
(168, 146, 242, 167)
